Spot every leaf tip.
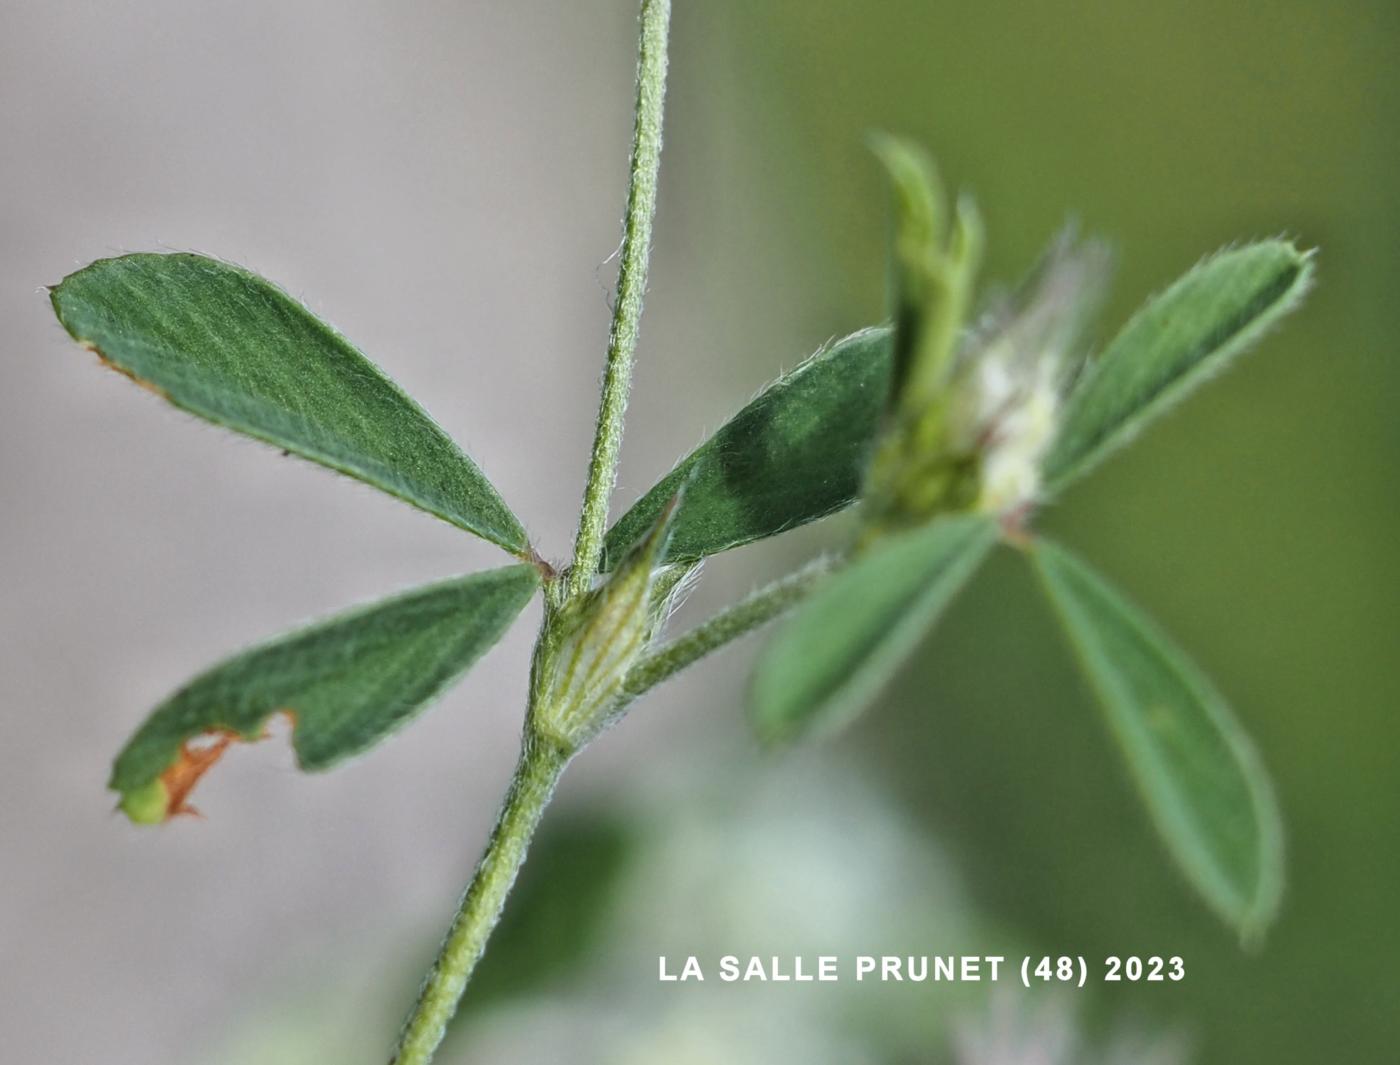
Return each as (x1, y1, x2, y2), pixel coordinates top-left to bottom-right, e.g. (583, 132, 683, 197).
(748, 699, 798, 751)
(116, 732, 236, 825)
(1236, 907, 1276, 953)
(1233, 865, 1284, 949)
(116, 778, 174, 826)
(114, 714, 291, 825)
(1257, 235, 1317, 298)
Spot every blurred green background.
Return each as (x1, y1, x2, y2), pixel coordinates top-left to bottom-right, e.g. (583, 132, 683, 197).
(4, 2, 1395, 1062)
(670, 2, 1398, 1061)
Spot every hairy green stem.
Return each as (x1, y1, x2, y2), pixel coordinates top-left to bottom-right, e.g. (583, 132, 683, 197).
(389, 733, 571, 1065)
(567, 0, 672, 599)
(390, 9, 673, 1061)
(622, 556, 838, 699)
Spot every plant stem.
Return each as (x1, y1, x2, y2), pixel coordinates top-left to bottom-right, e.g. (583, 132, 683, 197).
(392, 11, 673, 1060)
(389, 733, 571, 1065)
(567, 0, 672, 600)
(622, 556, 839, 700)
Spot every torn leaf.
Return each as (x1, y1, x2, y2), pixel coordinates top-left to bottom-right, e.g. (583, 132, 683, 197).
(110, 565, 540, 823)
(119, 732, 239, 824)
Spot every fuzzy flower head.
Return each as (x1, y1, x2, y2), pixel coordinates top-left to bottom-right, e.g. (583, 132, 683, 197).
(949, 234, 1110, 519)
(861, 137, 1109, 541)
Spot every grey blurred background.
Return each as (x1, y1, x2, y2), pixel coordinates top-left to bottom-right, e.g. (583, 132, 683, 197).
(2, 2, 1396, 1063)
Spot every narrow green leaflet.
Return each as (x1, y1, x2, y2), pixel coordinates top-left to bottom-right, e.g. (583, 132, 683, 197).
(1044, 240, 1313, 492)
(1031, 540, 1284, 937)
(111, 564, 540, 823)
(51, 254, 529, 553)
(600, 327, 891, 569)
(751, 515, 997, 745)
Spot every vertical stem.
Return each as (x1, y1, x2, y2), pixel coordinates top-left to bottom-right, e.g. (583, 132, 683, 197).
(389, 735, 570, 1065)
(567, 0, 673, 600)
(392, 9, 672, 1061)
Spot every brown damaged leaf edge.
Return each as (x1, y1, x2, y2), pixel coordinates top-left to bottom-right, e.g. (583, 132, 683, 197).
(42, 285, 167, 399)
(107, 566, 542, 826)
(81, 340, 170, 400)
(117, 711, 296, 824)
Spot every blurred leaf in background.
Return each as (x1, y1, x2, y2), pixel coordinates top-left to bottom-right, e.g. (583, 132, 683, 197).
(214, 758, 1027, 1065)
(675, 1, 1400, 1062)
